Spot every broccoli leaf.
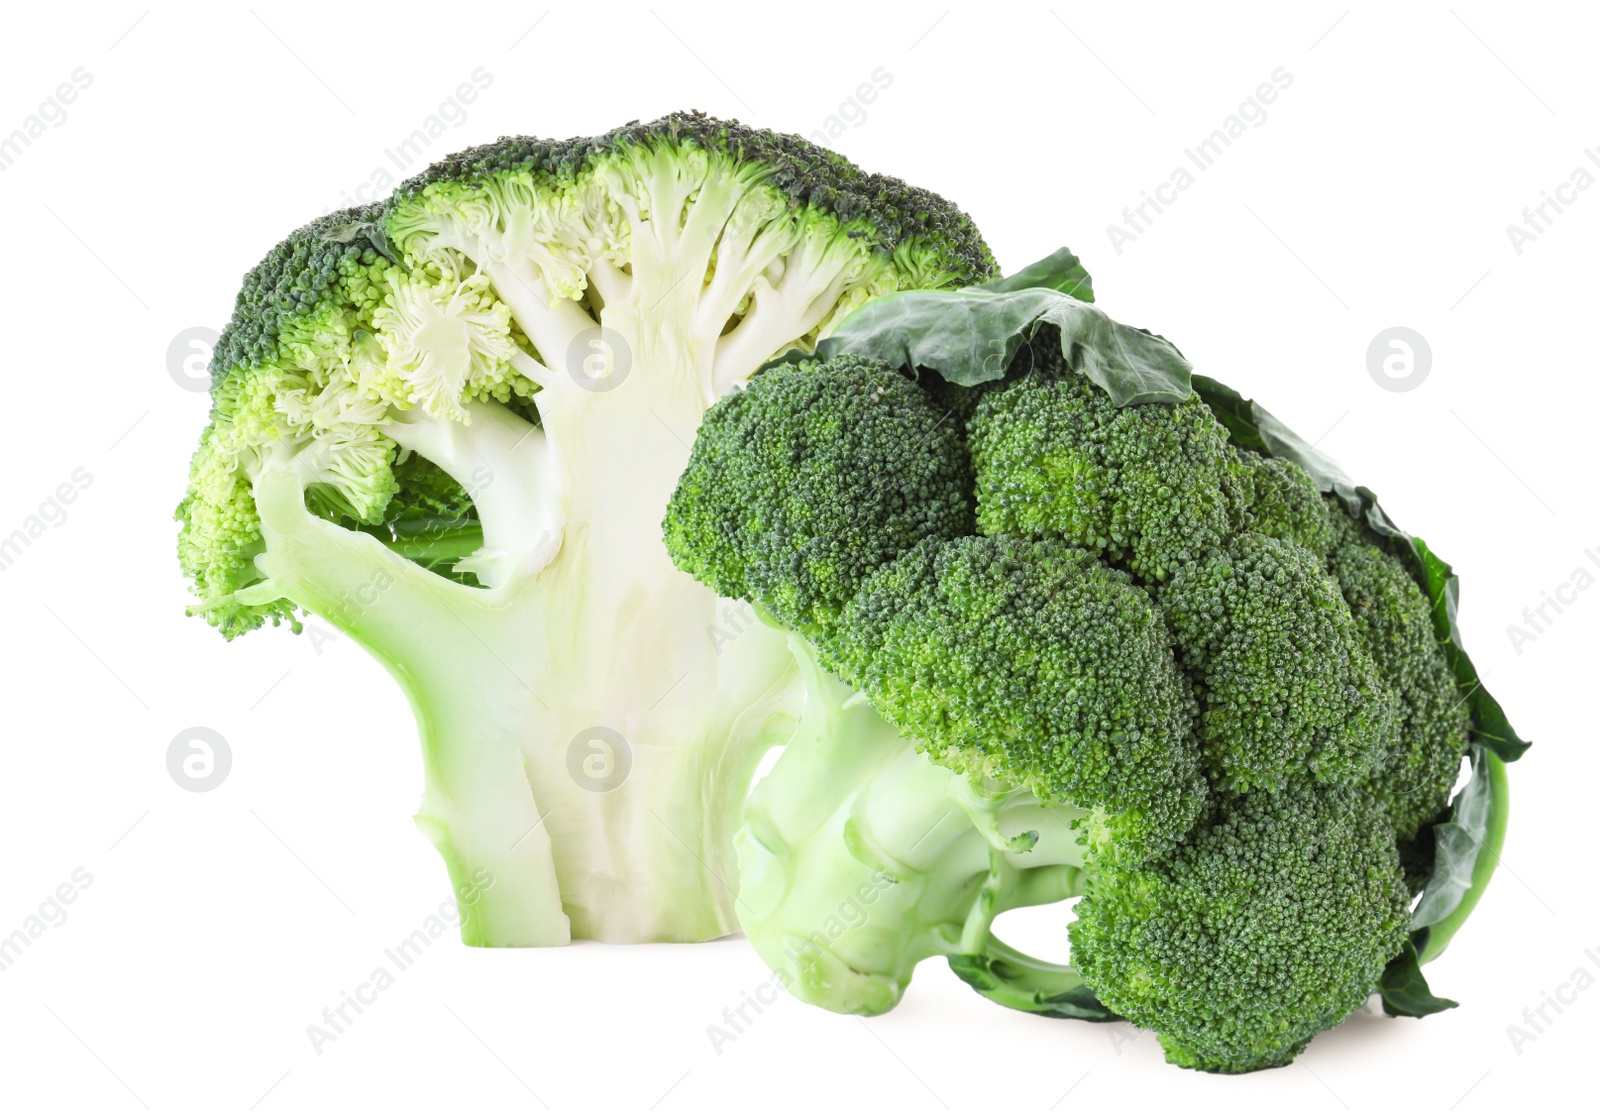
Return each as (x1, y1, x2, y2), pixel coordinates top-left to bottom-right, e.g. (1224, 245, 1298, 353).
(1191, 373, 1358, 497)
(1377, 939, 1460, 1018)
(973, 246, 1096, 301)
(771, 248, 1193, 405)
(1407, 538, 1533, 763)
(1409, 745, 1512, 968)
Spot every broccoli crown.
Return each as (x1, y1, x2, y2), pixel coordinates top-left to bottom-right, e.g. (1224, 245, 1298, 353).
(1070, 782, 1410, 1073)
(663, 355, 974, 635)
(211, 113, 995, 384)
(829, 535, 1206, 863)
(1160, 533, 1397, 792)
(1324, 501, 1470, 839)
(967, 341, 1245, 582)
(181, 111, 996, 638)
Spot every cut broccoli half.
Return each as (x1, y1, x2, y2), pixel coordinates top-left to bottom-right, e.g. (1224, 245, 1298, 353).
(176, 112, 995, 946)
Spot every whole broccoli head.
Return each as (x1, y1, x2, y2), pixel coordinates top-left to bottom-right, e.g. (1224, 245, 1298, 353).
(661, 256, 1519, 1075)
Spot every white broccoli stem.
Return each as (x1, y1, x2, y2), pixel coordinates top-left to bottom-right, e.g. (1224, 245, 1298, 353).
(477, 256, 597, 371)
(513, 326, 800, 942)
(732, 637, 986, 1013)
(345, 172, 865, 944)
(247, 466, 571, 946)
(385, 401, 557, 587)
(379, 280, 801, 942)
(709, 238, 862, 395)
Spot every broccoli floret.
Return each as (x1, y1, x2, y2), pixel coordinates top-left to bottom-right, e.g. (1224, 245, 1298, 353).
(177, 111, 995, 947)
(1234, 447, 1334, 554)
(1159, 533, 1398, 791)
(1071, 783, 1410, 1073)
(829, 535, 1205, 864)
(663, 355, 973, 637)
(967, 341, 1244, 581)
(1323, 505, 1470, 839)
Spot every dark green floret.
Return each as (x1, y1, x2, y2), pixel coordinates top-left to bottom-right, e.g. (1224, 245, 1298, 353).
(1071, 782, 1410, 1073)
(213, 111, 996, 392)
(662, 355, 974, 636)
(210, 205, 393, 384)
(968, 341, 1245, 581)
(1234, 447, 1333, 554)
(400, 111, 997, 284)
(1159, 533, 1398, 791)
(830, 534, 1206, 864)
(1323, 503, 1470, 839)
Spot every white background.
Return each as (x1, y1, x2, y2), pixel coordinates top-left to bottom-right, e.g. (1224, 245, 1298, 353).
(0, 3, 1593, 1116)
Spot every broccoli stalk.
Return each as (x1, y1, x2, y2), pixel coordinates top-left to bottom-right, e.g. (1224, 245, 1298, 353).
(177, 113, 995, 945)
(737, 634, 1101, 1017)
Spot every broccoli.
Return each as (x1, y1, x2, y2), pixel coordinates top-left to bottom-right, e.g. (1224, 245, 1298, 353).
(663, 354, 975, 637)
(175, 112, 994, 947)
(1322, 499, 1472, 845)
(967, 348, 1245, 581)
(663, 268, 1524, 1073)
(1070, 783, 1410, 1072)
(1159, 532, 1397, 792)
(829, 535, 1206, 866)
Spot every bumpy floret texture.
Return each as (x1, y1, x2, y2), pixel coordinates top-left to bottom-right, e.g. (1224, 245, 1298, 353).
(1234, 447, 1333, 555)
(1159, 533, 1398, 792)
(663, 339, 1475, 1072)
(967, 347, 1245, 582)
(1070, 783, 1410, 1073)
(829, 535, 1207, 863)
(1323, 501, 1470, 839)
(663, 356, 974, 635)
